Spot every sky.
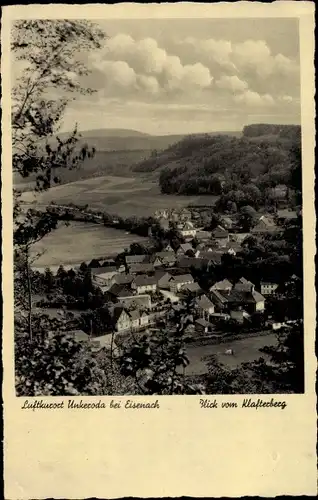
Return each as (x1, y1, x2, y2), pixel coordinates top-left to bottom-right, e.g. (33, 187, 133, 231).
(60, 18, 301, 135)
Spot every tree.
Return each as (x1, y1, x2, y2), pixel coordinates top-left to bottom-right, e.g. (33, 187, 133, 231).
(238, 205, 258, 231)
(118, 299, 205, 395)
(15, 330, 131, 396)
(13, 20, 106, 338)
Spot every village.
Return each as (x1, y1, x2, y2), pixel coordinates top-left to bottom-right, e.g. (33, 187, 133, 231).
(37, 203, 300, 356)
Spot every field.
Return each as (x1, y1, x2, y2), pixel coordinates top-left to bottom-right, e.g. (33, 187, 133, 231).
(185, 333, 278, 375)
(22, 175, 219, 217)
(31, 221, 148, 271)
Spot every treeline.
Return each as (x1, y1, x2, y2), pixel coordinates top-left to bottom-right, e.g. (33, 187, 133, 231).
(133, 125, 301, 206)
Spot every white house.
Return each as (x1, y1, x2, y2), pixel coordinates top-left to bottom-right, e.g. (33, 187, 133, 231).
(169, 274, 194, 293)
(195, 295, 215, 320)
(132, 275, 157, 294)
(91, 266, 120, 288)
(260, 281, 279, 295)
(179, 221, 197, 238)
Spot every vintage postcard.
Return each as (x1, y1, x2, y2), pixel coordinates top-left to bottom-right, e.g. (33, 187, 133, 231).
(2, 2, 316, 498)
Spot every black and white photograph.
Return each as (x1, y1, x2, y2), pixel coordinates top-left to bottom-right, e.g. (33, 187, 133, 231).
(12, 16, 304, 397)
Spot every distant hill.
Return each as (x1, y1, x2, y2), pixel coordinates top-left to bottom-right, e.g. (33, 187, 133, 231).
(131, 125, 301, 198)
(15, 128, 242, 189)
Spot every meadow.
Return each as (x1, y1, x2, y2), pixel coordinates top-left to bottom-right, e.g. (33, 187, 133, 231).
(22, 175, 219, 217)
(185, 333, 278, 375)
(31, 221, 148, 271)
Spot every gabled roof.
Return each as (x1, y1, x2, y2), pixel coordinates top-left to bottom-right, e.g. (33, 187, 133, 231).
(155, 251, 176, 261)
(108, 283, 133, 298)
(119, 294, 151, 310)
(113, 305, 129, 322)
(196, 294, 214, 310)
(196, 231, 211, 239)
(169, 274, 194, 284)
(195, 318, 212, 328)
(125, 254, 148, 264)
(212, 225, 229, 238)
(222, 289, 265, 304)
(133, 275, 157, 287)
(178, 243, 193, 252)
(91, 266, 118, 276)
(183, 282, 202, 293)
(210, 279, 233, 290)
(210, 289, 229, 304)
(128, 263, 155, 274)
(114, 274, 134, 285)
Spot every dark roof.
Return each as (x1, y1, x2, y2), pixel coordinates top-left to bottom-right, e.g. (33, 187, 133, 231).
(125, 254, 148, 264)
(128, 263, 155, 274)
(210, 289, 229, 304)
(91, 266, 118, 276)
(108, 283, 133, 298)
(114, 274, 134, 285)
(212, 226, 229, 238)
(155, 251, 176, 262)
(221, 289, 265, 304)
(195, 318, 212, 328)
(183, 282, 202, 293)
(134, 275, 157, 287)
(196, 295, 214, 310)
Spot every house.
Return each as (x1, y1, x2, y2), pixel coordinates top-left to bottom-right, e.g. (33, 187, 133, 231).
(112, 306, 149, 332)
(182, 282, 203, 296)
(91, 266, 120, 288)
(225, 286, 265, 313)
(224, 242, 242, 256)
(251, 215, 278, 234)
(196, 230, 211, 241)
(179, 221, 197, 238)
(132, 275, 157, 294)
(128, 263, 155, 275)
(113, 307, 132, 332)
(113, 274, 135, 286)
(179, 208, 192, 221)
(195, 295, 215, 320)
(118, 294, 152, 311)
(125, 254, 148, 266)
(211, 226, 230, 247)
(155, 270, 172, 289)
(169, 274, 194, 293)
(230, 309, 251, 324)
(195, 318, 213, 334)
(266, 319, 285, 331)
(176, 243, 194, 255)
(231, 232, 250, 243)
(155, 251, 176, 267)
(260, 281, 279, 295)
(210, 279, 233, 292)
(196, 251, 223, 265)
(107, 283, 134, 300)
(234, 277, 255, 292)
(163, 243, 174, 252)
(210, 289, 230, 310)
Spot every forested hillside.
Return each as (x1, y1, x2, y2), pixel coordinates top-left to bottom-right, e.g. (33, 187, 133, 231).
(132, 124, 301, 209)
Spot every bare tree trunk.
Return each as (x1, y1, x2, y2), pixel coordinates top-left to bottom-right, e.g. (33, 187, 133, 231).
(25, 246, 33, 341)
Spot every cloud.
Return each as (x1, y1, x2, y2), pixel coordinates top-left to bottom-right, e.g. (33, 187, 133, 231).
(91, 34, 213, 96)
(234, 90, 275, 107)
(215, 75, 248, 92)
